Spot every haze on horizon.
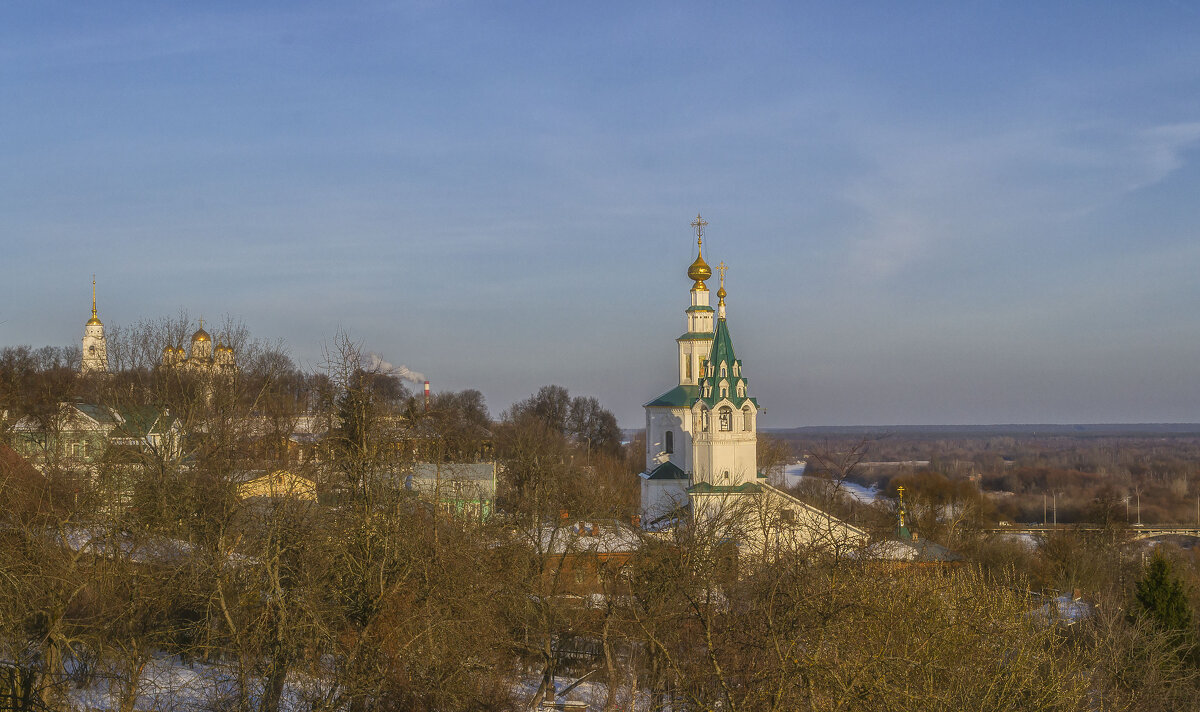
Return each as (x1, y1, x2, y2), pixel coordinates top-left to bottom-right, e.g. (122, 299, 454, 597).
(3, 2, 1200, 428)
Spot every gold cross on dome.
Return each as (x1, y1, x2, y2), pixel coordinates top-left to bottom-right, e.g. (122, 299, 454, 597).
(897, 485, 905, 500)
(716, 261, 728, 289)
(690, 213, 708, 244)
(199, 317, 204, 330)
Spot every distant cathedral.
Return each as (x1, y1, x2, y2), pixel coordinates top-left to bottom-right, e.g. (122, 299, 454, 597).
(161, 319, 237, 376)
(75, 279, 235, 377)
(80, 278, 108, 375)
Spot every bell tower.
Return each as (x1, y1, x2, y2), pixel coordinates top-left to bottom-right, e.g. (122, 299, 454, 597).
(678, 214, 716, 386)
(81, 277, 109, 374)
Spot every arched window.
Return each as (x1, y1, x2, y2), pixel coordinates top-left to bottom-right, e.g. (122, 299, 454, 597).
(719, 406, 732, 431)
(700, 407, 710, 432)
(736, 381, 745, 398)
(720, 382, 728, 398)
(743, 406, 752, 431)
(685, 356, 692, 380)
(665, 430, 674, 454)
(733, 361, 740, 376)
(720, 362, 727, 377)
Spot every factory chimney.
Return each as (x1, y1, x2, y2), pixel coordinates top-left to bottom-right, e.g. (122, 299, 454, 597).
(424, 380, 431, 412)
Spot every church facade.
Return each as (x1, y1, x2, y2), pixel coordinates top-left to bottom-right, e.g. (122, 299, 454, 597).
(161, 321, 237, 376)
(638, 217, 865, 552)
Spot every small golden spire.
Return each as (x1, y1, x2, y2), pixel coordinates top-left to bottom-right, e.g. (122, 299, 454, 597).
(86, 275, 103, 326)
(897, 485, 906, 529)
(716, 261, 728, 304)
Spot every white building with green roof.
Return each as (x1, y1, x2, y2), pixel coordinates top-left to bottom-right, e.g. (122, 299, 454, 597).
(639, 217, 865, 553)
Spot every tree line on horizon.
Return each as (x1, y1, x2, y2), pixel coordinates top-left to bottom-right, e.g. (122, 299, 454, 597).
(3, 320, 1200, 710)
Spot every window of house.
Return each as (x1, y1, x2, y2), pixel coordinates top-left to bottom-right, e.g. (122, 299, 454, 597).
(719, 406, 732, 431)
(665, 430, 673, 454)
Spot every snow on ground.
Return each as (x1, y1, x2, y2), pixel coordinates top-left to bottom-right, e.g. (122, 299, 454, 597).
(68, 654, 330, 712)
(514, 675, 652, 711)
(784, 464, 879, 503)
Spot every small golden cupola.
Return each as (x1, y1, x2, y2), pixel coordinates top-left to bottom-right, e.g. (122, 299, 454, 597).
(687, 213, 712, 289)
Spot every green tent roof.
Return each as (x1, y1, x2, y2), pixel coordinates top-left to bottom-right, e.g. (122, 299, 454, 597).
(697, 317, 755, 409)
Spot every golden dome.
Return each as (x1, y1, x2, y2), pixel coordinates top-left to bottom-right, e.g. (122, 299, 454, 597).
(192, 328, 211, 343)
(87, 315, 103, 326)
(162, 345, 174, 354)
(688, 253, 711, 284)
(717, 285, 727, 301)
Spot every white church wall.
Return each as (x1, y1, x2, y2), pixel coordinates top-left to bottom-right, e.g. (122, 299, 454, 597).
(640, 478, 689, 524)
(645, 407, 692, 472)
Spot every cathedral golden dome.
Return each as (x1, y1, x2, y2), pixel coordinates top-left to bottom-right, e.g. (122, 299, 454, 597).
(688, 253, 712, 284)
(192, 328, 211, 343)
(87, 315, 103, 326)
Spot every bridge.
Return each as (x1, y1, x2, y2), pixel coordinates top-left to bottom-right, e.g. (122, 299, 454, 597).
(988, 524, 1200, 541)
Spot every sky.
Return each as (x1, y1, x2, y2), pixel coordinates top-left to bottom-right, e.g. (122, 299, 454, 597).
(3, 1, 1200, 427)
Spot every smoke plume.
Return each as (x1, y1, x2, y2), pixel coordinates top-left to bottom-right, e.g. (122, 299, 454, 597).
(367, 352, 426, 385)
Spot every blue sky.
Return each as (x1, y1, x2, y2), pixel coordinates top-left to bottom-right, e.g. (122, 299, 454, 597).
(3, 2, 1200, 426)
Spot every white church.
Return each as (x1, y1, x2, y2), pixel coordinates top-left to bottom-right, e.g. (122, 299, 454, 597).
(638, 216, 865, 552)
